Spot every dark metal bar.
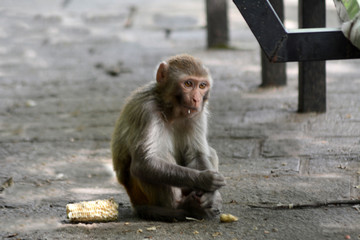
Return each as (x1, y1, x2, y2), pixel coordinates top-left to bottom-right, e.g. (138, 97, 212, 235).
(233, 0, 287, 61)
(284, 29, 360, 62)
(261, 0, 286, 87)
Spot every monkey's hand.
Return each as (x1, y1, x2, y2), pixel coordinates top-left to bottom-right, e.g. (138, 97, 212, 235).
(196, 170, 226, 192)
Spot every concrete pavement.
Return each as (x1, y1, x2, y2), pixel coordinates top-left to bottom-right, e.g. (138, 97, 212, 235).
(0, 0, 359, 239)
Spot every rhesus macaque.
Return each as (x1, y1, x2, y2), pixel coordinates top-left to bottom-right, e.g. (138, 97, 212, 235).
(111, 54, 225, 221)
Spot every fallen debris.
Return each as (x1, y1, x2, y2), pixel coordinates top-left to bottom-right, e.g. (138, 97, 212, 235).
(25, 99, 37, 107)
(212, 231, 222, 237)
(0, 177, 13, 193)
(248, 199, 360, 209)
(353, 204, 360, 212)
(95, 61, 132, 77)
(146, 226, 157, 231)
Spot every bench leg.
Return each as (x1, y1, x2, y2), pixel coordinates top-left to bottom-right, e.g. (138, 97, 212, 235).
(261, 0, 286, 87)
(261, 51, 286, 87)
(206, 0, 229, 48)
(298, 0, 326, 112)
(298, 61, 326, 112)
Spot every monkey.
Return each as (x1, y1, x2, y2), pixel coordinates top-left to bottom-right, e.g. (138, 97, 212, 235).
(111, 54, 226, 222)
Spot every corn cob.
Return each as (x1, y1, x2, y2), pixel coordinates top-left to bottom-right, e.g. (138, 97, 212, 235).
(66, 198, 118, 222)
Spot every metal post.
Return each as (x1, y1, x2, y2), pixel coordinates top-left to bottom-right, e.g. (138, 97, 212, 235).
(298, 0, 326, 112)
(206, 0, 229, 48)
(261, 0, 286, 87)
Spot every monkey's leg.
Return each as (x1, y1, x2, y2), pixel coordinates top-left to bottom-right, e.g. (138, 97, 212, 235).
(132, 179, 219, 221)
(198, 190, 222, 214)
(134, 205, 188, 222)
(177, 191, 221, 219)
(129, 177, 190, 222)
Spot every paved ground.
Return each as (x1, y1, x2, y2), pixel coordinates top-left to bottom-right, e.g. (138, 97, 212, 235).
(0, 0, 359, 239)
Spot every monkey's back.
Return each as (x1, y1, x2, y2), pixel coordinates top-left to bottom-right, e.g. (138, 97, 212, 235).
(111, 82, 158, 186)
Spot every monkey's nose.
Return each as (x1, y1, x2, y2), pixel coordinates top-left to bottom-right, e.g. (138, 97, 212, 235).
(192, 95, 201, 104)
(192, 99, 201, 109)
(192, 91, 202, 103)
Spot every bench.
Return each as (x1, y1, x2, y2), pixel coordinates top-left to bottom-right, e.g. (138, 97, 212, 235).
(232, 0, 360, 112)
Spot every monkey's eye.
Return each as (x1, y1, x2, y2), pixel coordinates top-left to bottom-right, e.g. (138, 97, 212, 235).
(199, 82, 207, 89)
(184, 80, 193, 88)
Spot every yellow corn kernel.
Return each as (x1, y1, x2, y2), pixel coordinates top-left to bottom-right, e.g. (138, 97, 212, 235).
(66, 198, 118, 222)
(220, 213, 238, 223)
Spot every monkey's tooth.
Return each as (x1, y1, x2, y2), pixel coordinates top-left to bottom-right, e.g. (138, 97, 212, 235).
(188, 109, 191, 114)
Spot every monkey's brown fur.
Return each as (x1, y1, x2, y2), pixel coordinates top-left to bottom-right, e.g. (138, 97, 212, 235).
(111, 54, 225, 221)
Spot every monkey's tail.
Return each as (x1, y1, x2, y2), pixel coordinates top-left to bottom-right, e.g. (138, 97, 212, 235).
(134, 205, 190, 222)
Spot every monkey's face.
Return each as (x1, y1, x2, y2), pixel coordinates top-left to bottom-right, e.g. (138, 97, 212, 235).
(178, 76, 210, 118)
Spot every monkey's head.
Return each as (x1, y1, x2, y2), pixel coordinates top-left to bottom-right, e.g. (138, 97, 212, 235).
(156, 54, 212, 119)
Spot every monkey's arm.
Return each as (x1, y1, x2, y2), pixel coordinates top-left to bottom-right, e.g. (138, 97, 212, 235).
(182, 144, 224, 211)
(184, 143, 220, 171)
(130, 148, 225, 192)
(185, 153, 216, 171)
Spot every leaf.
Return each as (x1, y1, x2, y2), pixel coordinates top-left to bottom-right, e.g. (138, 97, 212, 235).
(146, 226, 157, 231)
(212, 232, 221, 237)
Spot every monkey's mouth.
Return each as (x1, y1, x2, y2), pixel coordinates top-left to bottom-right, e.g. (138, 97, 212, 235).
(184, 106, 198, 116)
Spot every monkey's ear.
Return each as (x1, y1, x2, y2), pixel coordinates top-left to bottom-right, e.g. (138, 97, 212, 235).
(156, 62, 168, 84)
